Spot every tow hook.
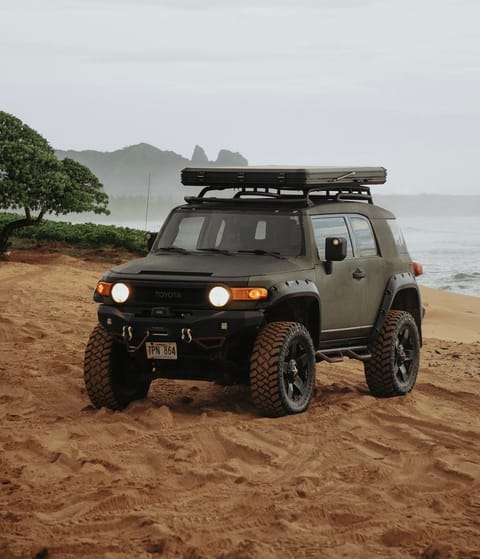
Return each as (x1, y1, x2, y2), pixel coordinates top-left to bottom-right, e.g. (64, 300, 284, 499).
(181, 328, 193, 343)
(122, 325, 133, 343)
(121, 325, 150, 353)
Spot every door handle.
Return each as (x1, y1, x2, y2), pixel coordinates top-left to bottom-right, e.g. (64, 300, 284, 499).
(352, 268, 365, 280)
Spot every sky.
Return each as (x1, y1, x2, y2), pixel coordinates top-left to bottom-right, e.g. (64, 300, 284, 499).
(1, 0, 479, 194)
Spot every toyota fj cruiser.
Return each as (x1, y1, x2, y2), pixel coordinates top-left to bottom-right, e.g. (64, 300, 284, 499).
(84, 166, 423, 416)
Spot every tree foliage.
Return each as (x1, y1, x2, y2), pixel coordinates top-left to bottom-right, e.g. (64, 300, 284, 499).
(0, 111, 109, 252)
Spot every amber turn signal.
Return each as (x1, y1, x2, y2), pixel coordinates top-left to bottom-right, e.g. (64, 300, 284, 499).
(231, 287, 268, 301)
(413, 261, 423, 277)
(95, 281, 112, 296)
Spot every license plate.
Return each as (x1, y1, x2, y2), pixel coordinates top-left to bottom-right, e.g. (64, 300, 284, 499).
(146, 342, 177, 360)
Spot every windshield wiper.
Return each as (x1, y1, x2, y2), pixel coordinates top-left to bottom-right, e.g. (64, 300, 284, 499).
(197, 248, 234, 256)
(156, 246, 190, 254)
(237, 249, 286, 259)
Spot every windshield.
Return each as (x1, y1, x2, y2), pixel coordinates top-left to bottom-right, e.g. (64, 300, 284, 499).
(154, 209, 304, 256)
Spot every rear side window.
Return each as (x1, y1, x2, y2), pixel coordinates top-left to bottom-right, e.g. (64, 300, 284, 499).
(311, 216, 353, 259)
(387, 220, 408, 253)
(349, 216, 378, 257)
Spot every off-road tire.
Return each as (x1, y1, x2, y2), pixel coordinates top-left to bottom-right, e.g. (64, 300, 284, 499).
(364, 310, 420, 397)
(84, 324, 151, 410)
(250, 321, 316, 417)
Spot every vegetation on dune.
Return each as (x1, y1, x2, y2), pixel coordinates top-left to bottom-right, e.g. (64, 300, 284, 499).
(0, 213, 146, 254)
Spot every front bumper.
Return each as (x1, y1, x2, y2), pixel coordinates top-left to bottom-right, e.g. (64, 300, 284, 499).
(98, 304, 264, 358)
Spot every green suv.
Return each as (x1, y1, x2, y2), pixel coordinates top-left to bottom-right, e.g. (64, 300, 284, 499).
(84, 166, 423, 416)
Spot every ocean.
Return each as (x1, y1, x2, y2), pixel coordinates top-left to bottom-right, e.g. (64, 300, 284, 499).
(95, 214, 480, 299)
(398, 216, 480, 298)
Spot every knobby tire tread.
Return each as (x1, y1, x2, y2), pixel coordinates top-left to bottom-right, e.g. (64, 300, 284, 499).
(250, 321, 313, 417)
(84, 324, 124, 410)
(364, 310, 418, 397)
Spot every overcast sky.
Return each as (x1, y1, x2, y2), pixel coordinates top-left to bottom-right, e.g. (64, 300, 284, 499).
(1, 0, 479, 194)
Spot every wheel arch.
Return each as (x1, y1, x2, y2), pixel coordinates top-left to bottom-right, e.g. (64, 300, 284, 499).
(371, 273, 423, 345)
(264, 279, 321, 348)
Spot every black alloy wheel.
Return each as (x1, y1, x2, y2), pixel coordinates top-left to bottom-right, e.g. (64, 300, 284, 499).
(364, 310, 420, 397)
(250, 321, 316, 416)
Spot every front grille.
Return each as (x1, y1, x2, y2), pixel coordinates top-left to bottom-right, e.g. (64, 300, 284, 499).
(133, 284, 207, 306)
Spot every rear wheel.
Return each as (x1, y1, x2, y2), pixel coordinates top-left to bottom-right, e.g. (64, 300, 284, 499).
(250, 321, 316, 417)
(364, 310, 420, 397)
(84, 324, 151, 410)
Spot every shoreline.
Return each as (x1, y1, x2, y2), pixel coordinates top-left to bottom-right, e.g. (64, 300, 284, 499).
(420, 285, 480, 343)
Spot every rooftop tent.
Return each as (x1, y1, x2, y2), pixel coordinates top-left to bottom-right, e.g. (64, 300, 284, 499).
(181, 166, 387, 187)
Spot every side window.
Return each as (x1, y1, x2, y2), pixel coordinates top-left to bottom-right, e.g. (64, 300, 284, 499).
(387, 220, 408, 254)
(350, 216, 378, 257)
(311, 216, 353, 259)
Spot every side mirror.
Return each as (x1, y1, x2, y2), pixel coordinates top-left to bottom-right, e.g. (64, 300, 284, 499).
(145, 232, 157, 252)
(325, 237, 347, 274)
(325, 237, 347, 261)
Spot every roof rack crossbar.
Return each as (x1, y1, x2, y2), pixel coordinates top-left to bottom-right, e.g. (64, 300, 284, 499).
(184, 184, 373, 206)
(335, 191, 373, 203)
(184, 195, 309, 205)
(233, 189, 281, 199)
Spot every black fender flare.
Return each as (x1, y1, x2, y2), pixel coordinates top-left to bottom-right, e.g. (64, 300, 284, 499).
(370, 272, 423, 344)
(262, 278, 322, 347)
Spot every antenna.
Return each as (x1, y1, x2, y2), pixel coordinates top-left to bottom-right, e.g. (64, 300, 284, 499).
(144, 172, 151, 232)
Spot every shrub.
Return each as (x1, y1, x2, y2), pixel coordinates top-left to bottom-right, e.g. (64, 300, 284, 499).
(0, 213, 146, 254)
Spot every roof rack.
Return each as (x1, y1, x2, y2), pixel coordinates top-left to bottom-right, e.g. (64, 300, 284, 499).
(184, 184, 373, 206)
(181, 166, 386, 206)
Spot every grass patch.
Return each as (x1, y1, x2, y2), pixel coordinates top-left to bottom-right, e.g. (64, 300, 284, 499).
(0, 213, 147, 255)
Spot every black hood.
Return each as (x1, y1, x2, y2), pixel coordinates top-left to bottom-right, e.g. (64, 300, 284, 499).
(109, 253, 308, 279)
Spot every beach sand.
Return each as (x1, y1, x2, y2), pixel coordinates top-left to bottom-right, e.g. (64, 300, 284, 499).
(1, 252, 479, 559)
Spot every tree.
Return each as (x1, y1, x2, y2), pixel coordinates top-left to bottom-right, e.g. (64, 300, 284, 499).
(0, 111, 109, 253)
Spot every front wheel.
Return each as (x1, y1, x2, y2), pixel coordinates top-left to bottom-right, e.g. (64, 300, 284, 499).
(250, 321, 316, 417)
(84, 324, 151, 410)
(364, 310, 420, 397)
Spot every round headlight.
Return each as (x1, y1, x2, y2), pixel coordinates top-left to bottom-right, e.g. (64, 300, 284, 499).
(111, 282, 130, 303)
(208, 286, 231, 307)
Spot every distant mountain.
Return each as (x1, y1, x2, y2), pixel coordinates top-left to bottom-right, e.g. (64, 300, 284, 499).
(55, 143, 248, 198)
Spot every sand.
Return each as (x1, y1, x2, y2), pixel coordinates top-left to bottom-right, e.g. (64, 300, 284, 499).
(0, 252, 479, 559)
